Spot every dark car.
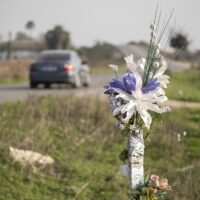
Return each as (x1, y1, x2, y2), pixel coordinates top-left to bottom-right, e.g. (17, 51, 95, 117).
(29, 50, 91, 88)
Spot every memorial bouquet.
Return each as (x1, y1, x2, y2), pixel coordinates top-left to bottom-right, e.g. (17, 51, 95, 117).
(104, 8, 173, 200)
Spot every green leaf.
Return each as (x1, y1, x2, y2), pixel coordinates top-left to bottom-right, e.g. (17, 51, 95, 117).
(119, 148, 128, 162)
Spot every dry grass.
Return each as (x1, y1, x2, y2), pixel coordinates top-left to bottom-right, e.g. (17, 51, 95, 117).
(0, 59, 32, 83)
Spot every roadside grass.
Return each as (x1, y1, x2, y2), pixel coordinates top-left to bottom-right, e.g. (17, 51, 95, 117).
(167, 69, 200, 102)
(0, 77, 27, 85)
(0, 59, 31, 84)
(0, 96, 199, 200)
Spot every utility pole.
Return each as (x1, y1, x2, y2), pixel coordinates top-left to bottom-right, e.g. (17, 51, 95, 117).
(7, 31, 12, 60)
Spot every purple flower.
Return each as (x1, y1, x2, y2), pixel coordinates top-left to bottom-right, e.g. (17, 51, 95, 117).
(123, 73, 136, 93)
(104, 72, 159, 94)
(142, 79, 160, 93)
(104, 72, 136, 94)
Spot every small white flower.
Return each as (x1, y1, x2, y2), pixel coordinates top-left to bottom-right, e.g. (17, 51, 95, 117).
(108, 64, 118, 72)
(153, 62, 160, 69)
(183, 131, 187, 136)
(177, 134, 181, 142)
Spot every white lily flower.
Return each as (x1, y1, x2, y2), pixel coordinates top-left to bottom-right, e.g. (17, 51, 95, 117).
(112, 71, 167, 129)
(124, 54, 170, 90)
(124, 54, 137, 72)
(105, 54, 170, 130)
(124, 55, 146, 77)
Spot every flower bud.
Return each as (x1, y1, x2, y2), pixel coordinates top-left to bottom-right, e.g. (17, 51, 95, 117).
(150, 175, 160, 187)
(153, 61, 159, 69)
(155, 48, 160, 55)
(156, 43, 161, 49)
(150, 23, 156, 30)
(151, 31, 156, 38)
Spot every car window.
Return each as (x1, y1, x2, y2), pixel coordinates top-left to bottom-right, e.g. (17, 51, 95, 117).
(73, 53, 81, 66)
(37, 54, 71, 62)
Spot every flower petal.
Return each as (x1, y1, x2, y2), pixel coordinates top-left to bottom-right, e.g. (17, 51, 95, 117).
(121, 100, 136, 114)
(138, 109, 152, 129)
(142, 79, 160, 93)
(154, 65, 167, 78)
(143, 102, 164, 113)
(124, 54, 137, 73)
(137, 58, 146, 76)
(112, 88, 132, 101)
(134, 72, 143, 91)
(123, 73, 136, 93)
(113, 105, 124, 116)
(104, 87, 112, 94)
(109, 78, 126, 90)
(121, 107, 135, 123)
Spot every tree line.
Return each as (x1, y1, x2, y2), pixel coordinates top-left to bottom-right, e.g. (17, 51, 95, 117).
(0, 20, 190, 62)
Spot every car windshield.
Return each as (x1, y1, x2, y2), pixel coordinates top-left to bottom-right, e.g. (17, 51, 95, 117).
(38, 53, 70, 62)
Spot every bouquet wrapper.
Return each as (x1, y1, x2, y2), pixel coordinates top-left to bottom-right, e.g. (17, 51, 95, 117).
(128, 131, 144, 189)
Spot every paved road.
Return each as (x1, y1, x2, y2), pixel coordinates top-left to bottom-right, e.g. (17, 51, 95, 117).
(1, 73, 200, 109)
(0, 74, 112, 104)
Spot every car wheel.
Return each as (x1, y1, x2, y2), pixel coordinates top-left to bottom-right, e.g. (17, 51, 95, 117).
(83, 74, 91, 87)
(44, 83, 51, 89)
(30, 82, 37, 89)
(72, 74, 81, 88)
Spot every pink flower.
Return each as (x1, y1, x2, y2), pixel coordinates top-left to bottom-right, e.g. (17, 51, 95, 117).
(150, 175, 160, 187)
(159, 178, 172, 191)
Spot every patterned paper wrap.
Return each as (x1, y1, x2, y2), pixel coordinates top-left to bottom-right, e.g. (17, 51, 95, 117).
(128, 130, 144, 189)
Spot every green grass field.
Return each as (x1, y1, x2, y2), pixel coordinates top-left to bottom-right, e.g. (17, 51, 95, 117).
(0, 96, 199, 200)
(167, 69, 200, 102)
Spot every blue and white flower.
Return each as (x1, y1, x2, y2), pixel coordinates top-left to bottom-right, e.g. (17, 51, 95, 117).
(104, 54, 170, 129)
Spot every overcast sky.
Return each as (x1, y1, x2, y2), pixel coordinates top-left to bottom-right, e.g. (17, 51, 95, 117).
(0, 0, 200, 50)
